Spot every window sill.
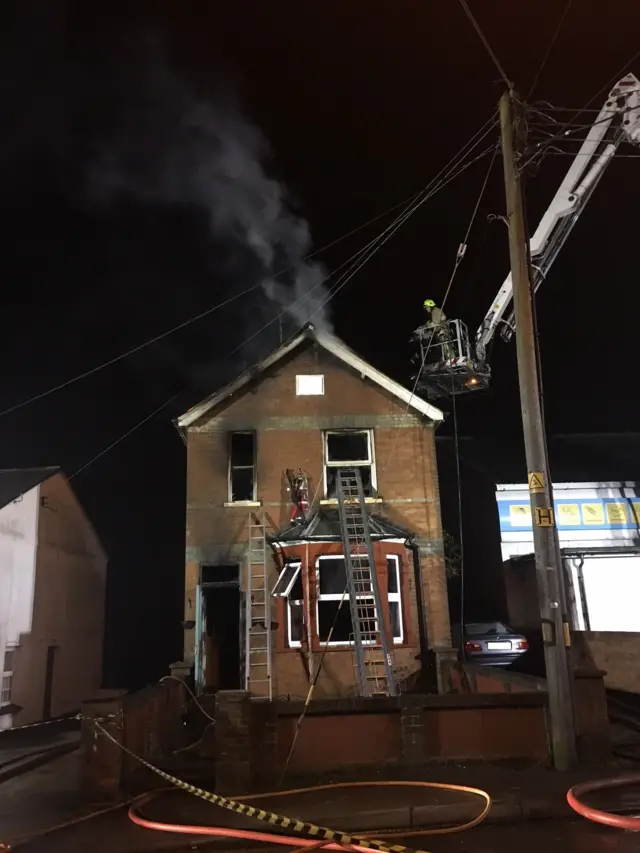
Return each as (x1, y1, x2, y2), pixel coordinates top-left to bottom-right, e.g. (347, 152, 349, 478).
(319, 498, 383, 506)
(223, 500, 262, 508)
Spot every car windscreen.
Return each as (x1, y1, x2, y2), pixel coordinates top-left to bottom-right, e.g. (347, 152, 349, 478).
(465, 622, 513, 636)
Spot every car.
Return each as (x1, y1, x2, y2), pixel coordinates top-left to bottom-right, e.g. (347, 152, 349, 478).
(451, 621, 529, 667)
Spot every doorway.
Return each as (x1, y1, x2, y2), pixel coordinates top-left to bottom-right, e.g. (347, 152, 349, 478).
(43, 645, 57, 720)
(202, 584, 241, 691)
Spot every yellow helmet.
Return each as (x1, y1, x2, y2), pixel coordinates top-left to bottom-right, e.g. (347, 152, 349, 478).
(423, 299, 436, 309)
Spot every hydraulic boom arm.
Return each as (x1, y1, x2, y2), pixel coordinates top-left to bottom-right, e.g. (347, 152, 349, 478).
(475, 73, 640, 362)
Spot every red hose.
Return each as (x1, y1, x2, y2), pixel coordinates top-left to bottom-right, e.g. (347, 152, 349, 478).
(567, 772, 640, 831)
(127, 780, 492, 853)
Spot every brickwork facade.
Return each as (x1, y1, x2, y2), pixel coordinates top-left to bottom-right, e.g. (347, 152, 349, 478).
(181, 336, 453, 696)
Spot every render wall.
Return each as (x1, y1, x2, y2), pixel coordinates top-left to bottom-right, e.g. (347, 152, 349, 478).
(22, 473, 107, 722)
(0, 487, 39, 728)
(184, 342, 451, 694)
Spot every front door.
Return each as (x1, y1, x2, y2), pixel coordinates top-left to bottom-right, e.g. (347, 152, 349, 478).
(194, 585, 207, 695)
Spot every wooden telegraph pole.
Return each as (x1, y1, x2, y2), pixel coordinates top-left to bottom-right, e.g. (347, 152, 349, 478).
(499, 89, 577, 770)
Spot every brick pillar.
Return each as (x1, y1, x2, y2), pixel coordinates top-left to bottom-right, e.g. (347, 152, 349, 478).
(433, 647, 459, 694)
(80, 690, 127, 802)
(573, 668, 611, 764)
(215, 690, 252, 794)
(169, 661, 191, 682)
(245, 698, 278, 787)
(400, 696, 426, 765)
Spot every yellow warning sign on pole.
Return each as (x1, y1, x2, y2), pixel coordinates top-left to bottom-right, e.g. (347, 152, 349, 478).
(535, 506, 555, 527)
(528, 472, 545, 494)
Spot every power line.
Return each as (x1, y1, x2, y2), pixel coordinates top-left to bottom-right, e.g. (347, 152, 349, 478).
(532, 49, 640, 146)
(380, 141, 500, 480)
(527, 0, 573, 98)
(64, 118, 500, 480)
(451, 375, 465, 643)
(69, 393, 182, 480)
(0, 116, 497, 422)
(458, 0, 512, 89)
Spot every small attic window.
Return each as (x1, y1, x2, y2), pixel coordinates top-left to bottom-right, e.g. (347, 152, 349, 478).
(296, 375, 324, 396)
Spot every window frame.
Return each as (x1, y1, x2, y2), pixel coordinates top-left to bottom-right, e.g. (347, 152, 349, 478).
(227, 431, 257, 504)
(1, 645, 16, 707)
(278, 560, 304, 648)
(296, 374, 325, 396)
(315, 554, 403, 647)
(322, 429, 377, 499)
(272, 561, 302, 598)
(386, 554, 404, 644)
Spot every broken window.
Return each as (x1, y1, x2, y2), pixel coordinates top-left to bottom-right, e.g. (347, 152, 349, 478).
(228, 432, 256, 502)
(272, 561, 302, 597)
(316, 556, 402, 645)
(275, 561, 304, 647)
(386, 555, 404, 643)
(324, 430, 375, 498)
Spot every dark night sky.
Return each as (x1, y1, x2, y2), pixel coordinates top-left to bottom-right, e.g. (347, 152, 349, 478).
(1, 0, 639, 687)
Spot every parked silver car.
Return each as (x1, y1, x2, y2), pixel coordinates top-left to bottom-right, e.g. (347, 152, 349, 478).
(452, 621, 529, 667)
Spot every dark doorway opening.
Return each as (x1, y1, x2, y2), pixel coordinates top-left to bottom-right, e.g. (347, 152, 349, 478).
(43, 645, 57, 720)
(204, 584, 241, 691)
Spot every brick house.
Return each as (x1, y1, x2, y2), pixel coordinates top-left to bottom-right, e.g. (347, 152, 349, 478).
(175, 324, 454, 698)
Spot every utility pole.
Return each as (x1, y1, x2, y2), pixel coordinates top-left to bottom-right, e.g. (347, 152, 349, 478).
(499, 89, 577, 771)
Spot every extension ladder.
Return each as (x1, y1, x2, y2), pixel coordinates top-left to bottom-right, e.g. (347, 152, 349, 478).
(244, 512, 272, 699)
(335, 468, 396, 696)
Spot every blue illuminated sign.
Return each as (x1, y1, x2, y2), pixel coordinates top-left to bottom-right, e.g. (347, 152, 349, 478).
(498, 497, 640, 533)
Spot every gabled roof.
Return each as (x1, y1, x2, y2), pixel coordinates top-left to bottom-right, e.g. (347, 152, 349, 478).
(0, 467, 60, 510)
(175, 324, 443, 429)
(270, 508, 414, 544)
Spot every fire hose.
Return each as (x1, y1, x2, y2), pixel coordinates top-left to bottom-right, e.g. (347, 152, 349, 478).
(567, 772, 640, 831)
(127, 780, 492, 853)
(1, 720, 492, 852)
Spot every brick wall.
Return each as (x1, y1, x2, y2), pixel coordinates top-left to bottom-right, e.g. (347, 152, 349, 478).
(445, 660, 610, 763)
(80, 679, 186, 800)
(581, 631, 640, 693)
(214, 689, 550, 791)
(183, 341, 452, 694)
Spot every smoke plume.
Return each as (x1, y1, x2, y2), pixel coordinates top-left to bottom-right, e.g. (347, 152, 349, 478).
(86, 59, 333, 340)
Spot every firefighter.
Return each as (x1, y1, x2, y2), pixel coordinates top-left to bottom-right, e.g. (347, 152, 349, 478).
(423, 299, 454, 361)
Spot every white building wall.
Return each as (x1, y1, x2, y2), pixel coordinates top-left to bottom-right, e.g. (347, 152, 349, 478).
(496, 482, 640, 633)
(0, 487, 39, 728)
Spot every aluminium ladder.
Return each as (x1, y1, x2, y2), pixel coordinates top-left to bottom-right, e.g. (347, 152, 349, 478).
(244, 512, 272, 698)
(335, 468, 396, 696)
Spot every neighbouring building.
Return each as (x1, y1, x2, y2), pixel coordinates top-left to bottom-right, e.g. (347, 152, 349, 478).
(175, 324, 455, 699)
(496, 481, 640, 633)
(0, 467, 107, 729)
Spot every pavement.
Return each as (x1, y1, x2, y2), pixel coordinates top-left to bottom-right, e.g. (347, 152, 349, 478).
(0, 716, 80, 784)
(2, 753, 640, 853)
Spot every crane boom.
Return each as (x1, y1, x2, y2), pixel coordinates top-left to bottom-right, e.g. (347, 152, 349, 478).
(475, 73, 640, 361)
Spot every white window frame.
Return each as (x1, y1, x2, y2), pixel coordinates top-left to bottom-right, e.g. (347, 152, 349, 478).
(280, 560, 304, 648)
(227, 431, 257, 504)
(322, 429, 377, 499)
(272, 561, 302, 598)
(386, 555, 404, 644)
(296, 374, 324, 396)
(1, 645, 16, 707)
(315, 555, 403, 647)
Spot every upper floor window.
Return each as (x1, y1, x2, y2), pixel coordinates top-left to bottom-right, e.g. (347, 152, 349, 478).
(296, 375, 324, 396)
(228, 432, 256, 503)
(324, 430, 375, 498)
